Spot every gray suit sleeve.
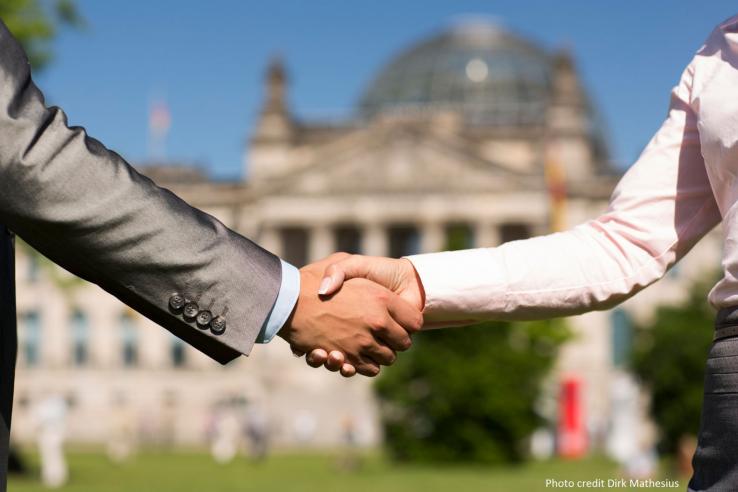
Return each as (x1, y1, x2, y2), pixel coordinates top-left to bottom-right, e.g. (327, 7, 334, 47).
(0, 21, 282, 364)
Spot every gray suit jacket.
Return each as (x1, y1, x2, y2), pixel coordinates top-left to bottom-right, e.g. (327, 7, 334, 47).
(0, 20, 283, 488)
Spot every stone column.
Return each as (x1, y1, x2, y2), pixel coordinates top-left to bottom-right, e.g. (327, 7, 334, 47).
(44, 300, 68, 369)
(309, 224, 335, 262)
(362, 223, 388, 257)
(93, 309, 117, 369)
(421, 222, 446, 254)
(136, 318, 164, 369)
(475, 222, 500, 248)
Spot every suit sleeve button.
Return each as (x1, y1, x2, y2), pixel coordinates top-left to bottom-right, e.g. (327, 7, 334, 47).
(210, 316, 226, 335)
(169, 294, 186, 311)
(183, 302, 199, 320)
(196, 310, 212, 328)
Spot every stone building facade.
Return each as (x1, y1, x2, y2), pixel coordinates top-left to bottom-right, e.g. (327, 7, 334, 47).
(9, 21, 721, 450)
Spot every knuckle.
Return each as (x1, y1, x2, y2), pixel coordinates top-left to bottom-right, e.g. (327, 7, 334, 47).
(371, 320, 390, 335)
(364, 314, 385, 330)
(329, 252, 350, 262)
(359, 336, 375, 351)
(374, 290, 390, 304)
(407, 314, 423, 333)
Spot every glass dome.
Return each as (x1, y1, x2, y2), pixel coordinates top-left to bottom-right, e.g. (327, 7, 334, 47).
(359, 21, 554, 126)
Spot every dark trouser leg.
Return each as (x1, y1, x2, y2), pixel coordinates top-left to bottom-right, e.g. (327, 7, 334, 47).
(0, 229, 17, 492)
(689, 336, 738, 491)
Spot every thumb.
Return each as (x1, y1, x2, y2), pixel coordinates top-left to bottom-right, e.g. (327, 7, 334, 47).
(318, 256, 368, 296)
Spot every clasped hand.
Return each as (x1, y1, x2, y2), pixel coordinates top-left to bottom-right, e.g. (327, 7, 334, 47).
(279, 253, 425, 377)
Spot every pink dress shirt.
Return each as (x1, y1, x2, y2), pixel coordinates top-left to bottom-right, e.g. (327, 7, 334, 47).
(408, 16, 738, 327)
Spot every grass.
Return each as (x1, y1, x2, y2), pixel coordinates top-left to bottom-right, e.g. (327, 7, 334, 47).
(8, 449, 686, 492)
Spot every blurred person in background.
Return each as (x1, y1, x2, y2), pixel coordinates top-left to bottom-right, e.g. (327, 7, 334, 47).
(0, 16, 423, 490)
(336, 415, 361, 472)
(210, 406, 240, 464)
(312, 13, 738, 492)
(244, 403, 270, 462)
(292, 410, 317, 445)
(34, 395, 67, 488)
(106, 394, 136, 464)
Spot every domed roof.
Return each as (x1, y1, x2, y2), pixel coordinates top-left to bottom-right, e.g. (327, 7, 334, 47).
(359, 21, 554, 126)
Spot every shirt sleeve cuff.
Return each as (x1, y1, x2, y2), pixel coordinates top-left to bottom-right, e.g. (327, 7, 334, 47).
(255, 259, 301, 344)
(405, 249, 506, 326)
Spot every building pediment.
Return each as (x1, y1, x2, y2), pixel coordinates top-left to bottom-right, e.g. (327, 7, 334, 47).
(258, 125, 539, 197)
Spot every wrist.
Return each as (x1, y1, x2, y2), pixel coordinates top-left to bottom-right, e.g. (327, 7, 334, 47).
(400, 258, 426, 311)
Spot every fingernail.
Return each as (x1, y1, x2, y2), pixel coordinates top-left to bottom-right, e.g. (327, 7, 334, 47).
(318, 277, 331, 295)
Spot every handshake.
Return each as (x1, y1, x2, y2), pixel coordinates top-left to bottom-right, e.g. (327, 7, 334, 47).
(278, 253, 425, 378)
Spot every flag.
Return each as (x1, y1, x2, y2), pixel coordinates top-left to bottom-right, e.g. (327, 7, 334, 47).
(545, 143, 567, 232)
(149, 100, 171, 138)
(148, 99, 171, 159)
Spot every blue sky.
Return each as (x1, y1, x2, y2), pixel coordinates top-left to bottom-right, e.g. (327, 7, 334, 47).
(34, 0, 738, 179)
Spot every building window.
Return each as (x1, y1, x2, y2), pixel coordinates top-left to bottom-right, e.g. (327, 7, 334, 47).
(171, 337, 187, 368)
(445, 223, 475, 251)
(388, 225, 420, 258)
(20, 311, 41, 367)
(666, 263, 682, 280)
(334, 225, 362, 254)
(27, 254, 40, 283)
(499, 222, 531, 243)
(70, 310, 89, 367)
(611, 308, 633, 367)
(120, 313, 138, 368)
(280, 227, 309, 267)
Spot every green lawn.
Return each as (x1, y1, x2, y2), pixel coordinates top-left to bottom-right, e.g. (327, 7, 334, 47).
(8, 450, 686, 492)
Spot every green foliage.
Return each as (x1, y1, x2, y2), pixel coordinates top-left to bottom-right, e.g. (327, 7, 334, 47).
(375, 319, 571, 464)
(0, 0, 83, 70)
(15, 237, 85, 293)
(630, 276, 717, 454)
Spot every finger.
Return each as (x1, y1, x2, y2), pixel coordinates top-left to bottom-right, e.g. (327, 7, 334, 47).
(375, 316, 413, 352)
(318, 261, 347, 295)
(319, 256, 370, 296)
(387, 293, 424, 335)
(291, 347, 305, 358)
(321, 251, 351, 263)
(355, 361, 380, 377)
(306, 349, 328, 368)
(324, 351, 345, 372)
(362, 339, 397, 366)
(343, 351, 380, 377)
(340, 363, 356, 378)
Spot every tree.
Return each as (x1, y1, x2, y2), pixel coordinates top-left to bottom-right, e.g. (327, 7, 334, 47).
(630, 276, 717, 454)
(375, 318, 570, 464)
(0, 0, 83, 70)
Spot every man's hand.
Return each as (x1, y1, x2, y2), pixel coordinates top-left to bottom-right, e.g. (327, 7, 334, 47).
(304, 255, 426, 375)
(280, 254, 423, 377)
